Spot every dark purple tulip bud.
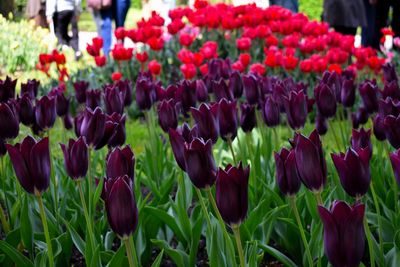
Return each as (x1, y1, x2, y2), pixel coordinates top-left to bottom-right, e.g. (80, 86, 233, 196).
(240, 103, 256, 133)
(179, 123, 198, 142)
(382, 62, 398, 83)
(21, 79, 39, 99)
(263, 95, 280, 127)
(184, 138, 217, 188)
(18, 94, 35, 126)
(315, 114, 328, 135)
(104, 86, 125, 115)
(359, 80, 379, 113)
(293, 130, 327, 191)
(324, 71, 342, 103)
(384, 115, 400, 149)
(157, 84, 177, 101)
(212, 79, 233, 102)
(48, 88, 70, 117)
(283, 90, 308, 130)
(218, 99, 238, 141)
(63, 113, 73, 130)
(196, 80, 208, 102)
(351, 128, 372, 159)
(0, 76, 16, 102)
(389, 149, 400, 186)
(106, 145, 135, 181)
(381, 81, 400, 100)
(229, 71, 243, 99)
(314, 83, 337, 118)
(176, 80, 197, 114)
(116, 79, 133, 106)
(104, 175, 138, 238)
(0, 102, 19, 140)
(351, 107, 369, 129)
(340, 79, 355, 107)
(86, 89, 102, 110)
(102, 113, 126, 149)
(318, 201, 365, 267)
(157, 99, 178, 132)
(0, 139, 6, 157)
(35, 95, 56, 130)
(74, 113, 84, 137)
(191, 103, 219, 144)
(80, 107, 106, 148)
(6, 136, 50, 194)
(136, 76, 157, 111)
(168, 128, 187, 171)
(216, 162, 249, 225)
(274, 148, 301, 196)
(331, 148, 371, 198)
(73, 81, 89, 104)
(60, 137, 88, 179)
(379, 97, 400, 117)
(372, 114, 386, 141)
(243, 74, 259, 105)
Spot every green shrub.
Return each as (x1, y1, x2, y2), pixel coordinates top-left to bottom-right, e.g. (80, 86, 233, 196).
(131, 0, 142, 9)
(299, 0, 323, 21)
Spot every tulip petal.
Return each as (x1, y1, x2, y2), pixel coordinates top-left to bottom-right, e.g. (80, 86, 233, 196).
(6, 144, 34, 194)
(29, 137, 50, 193)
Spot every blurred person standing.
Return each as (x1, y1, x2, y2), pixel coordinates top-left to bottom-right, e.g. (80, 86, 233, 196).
(26, 0, 48, 28)
(46, 0, 82, 58)
(362, 0, 376, 47)
(323, 0, 367, 35)
(269, 0, 298, 12)
(371, 0, 400, 49)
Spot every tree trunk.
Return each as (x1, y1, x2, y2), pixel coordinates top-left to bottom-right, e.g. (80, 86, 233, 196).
(0, 0, 15, 18)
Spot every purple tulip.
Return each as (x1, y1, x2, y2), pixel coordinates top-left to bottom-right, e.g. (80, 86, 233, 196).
(191, 103, 219, 144)
(240, 103, 256, 133)
(49, 88, 70, 117)
(384, 114, 400, 149)
(80, 107, 106, 148)
(229, 71, 243, 99)
(314, 83, 337, 118)
(340, 79, 356, 107)
(115, 79, 133, 106)
(0, 76, 16, 102)
(351, 128, 372, 159)
(283, 90, 308, 130)
(176, 80, 197, 114)
(106, 145, 135, 181)
(212, 79, 233, 101)
(136, 76, 157, 111)
(218, 99, 238, 141)
(157, 99, 178, 133)
(243, 74, 259, 105)
(196, 80, 208, 102)
(63, 113, 73, 130)
(184, 138, 217, 188)
(331, 148, 371, 198)
(315, 114, 328, 135)
(102, 113, 126, 149)
(0, 102, 19, 140)
(74, 113, 84, 137)
(216, 162, 249, 225)
(359, 80, 379, 113)
(372, 114, 386, 141)
(35, 95, 56, 130)
(169, 128, 187, 171)
(18, 94, 35, 126)
(389, 149, 400, 186)
(73, 81, 89, 103)
(318, 201, 365, 267)
(104, 175, 138, 238)
(60, 137, 88, 179)
(351, 107, 369, 129)
(86, 89, 102, 110)
(6, 136, 51, 194)
(263, 95, 280, 127)
(293, 130, 327, 191)
(274, 148, 301, 196)
(104, 85, 125, 115)
(381, 81, 400, 100)
(379, 97, 400, 117)
(157, 84, 177, 102)
(21, 79, 39, 99)
(382, 62, 398, 83)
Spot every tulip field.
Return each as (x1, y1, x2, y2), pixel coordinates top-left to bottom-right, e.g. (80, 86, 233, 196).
(1, 1, 400, 267)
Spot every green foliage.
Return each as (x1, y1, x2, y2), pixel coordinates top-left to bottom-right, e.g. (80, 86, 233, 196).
(131, 0, 142, 10)
(299, 0, 323, 21)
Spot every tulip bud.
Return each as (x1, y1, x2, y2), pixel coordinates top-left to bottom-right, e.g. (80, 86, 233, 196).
(240, 103, 256, 133)
(49, 88, 70, 117)
(184, 138, 217, 188)
(196, 80, 208, 102)
(274, 148, 301, 196)
(382, 62, 398, 83)
(318, 201, 365, 267)
(351, 107, 369, 129)
(359, 80, 379, 113)
(218, 99, 238, 141)
(243, 74, 259, 105)
(381, 81, 400, 100)
(135, 75, 157, 111)
(104, 175, 138, 238)
(176, 80, 197, 114)
(102, 113, 126, 149)
(379, 97, 400, 117)
(331, 148, 371, 198)
(73, 81, 90, 104)
(314, 83, 337, 118)
(191, 103, 219, 144)
(0, 102, 19, 140)
(6, 136, 51, 194)
(216, 162, 250, 225)
(263, 95, 280, 127)
(372, 114, 386, 141)
(86, 89, 102, 110)
(80, 107, 106, 148)
(35, 95, 56, 130)
(390, 149, 400, 186)
(340, 79, 355, 107)
(384, 114, 400, 149)
(18, 94, 35, 126)
(104, 85, 126, 115)
(283, 90, 308, 130)
(157, 99, 178, 132)
(60, 137, 88, 179)
(212, 79, 233, 102)
(116, 79, 133, 107)
(229, 71, 243, 99)
(0, 76, 16, 102)
(293, 130, 327, 191)
(21, 79, 39, 99)
(315, 114, 328, 135)
(106, 146, 135, 181)
(351, 128, 372, 158)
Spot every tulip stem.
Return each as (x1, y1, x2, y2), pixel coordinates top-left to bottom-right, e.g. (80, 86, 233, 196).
(88, 148, 93, 217)
(0, 202, 10, 234)
(36, 194, 54, 267)
(245, 133, 253, 159)
(227, 137, 237, 165)
(123, 236, 138, 267)
(364, 217, 375, 267)
(327, 120, 341, 151)
(77, 180, 96, 258)
(195, 188, 212, 228)
(289, 196, 313, 267)
(313, 191, 323, 206)
(232, 224, 246, 267)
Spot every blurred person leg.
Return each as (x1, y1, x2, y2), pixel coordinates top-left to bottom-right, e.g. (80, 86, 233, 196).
(100, 7, 113, 56)
(55, 10, 74, 47)
(361, 0, 376, 47)
(333, 26, 357, 36)
(114, 0, 131, 27)
(91, 9, 102, 35)
(71, 13, 81, 59)
(269, 0, 298, 13)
